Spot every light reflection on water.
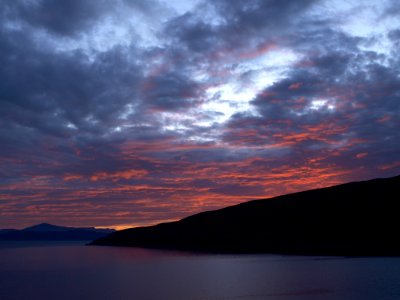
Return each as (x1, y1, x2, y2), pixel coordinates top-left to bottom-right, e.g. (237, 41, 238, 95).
(1, 242, 400, 300)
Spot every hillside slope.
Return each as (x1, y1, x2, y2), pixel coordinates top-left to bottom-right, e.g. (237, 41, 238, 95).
(90, 175, 400, 255)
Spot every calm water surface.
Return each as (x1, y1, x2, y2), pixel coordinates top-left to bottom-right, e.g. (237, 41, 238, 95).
(1, 242, 400, 300)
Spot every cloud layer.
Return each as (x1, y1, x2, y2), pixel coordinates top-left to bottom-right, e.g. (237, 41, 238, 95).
(1, 0, 399, 229)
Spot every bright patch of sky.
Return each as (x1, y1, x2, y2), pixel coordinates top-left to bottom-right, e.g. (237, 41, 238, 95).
(194, 47, 301, 127)
(309, 99, 335, 111)
(159, 0, 201, 15)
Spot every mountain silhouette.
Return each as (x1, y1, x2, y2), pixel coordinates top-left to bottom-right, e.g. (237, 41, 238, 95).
(24, 223, 75, 232)
(90, 175, 400, 255)
(0, 223, 115, 241)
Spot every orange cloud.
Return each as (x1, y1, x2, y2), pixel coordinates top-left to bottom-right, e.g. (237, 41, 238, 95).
(90, 169, 149, 182)
(379, 161, 400, 171)
(239, 42, 278, 60)
(289, 82, 303, 90)
(356, 152, 368, 159)
(63, 174, 84, 181)
(377, 115, 392, 123)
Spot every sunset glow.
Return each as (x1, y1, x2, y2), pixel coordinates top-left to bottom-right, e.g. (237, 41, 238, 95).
(0, 0, 399, 229)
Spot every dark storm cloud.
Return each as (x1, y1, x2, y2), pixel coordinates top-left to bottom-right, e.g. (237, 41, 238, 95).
(0, 0, 151, 191)
(385, 0, 400, 16)
(0, 1, 167, 141)
(2, 0, 109, 36)
(211, 0, 317, 30)
(1, 0, 167, 37)
(164, 13, 220, 53)
(124, 0, 169, 17)
(162, 0, 320, 64)
(388, 29, 400, 46)
(0, 30, 143, 143)
(141, 70, 202, 111)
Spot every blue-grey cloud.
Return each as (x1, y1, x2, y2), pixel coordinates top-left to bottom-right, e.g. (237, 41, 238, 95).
(0, 0, 399, 229)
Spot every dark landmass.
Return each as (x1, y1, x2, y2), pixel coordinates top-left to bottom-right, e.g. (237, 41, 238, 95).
(0, 223, 115, 241)
(90, 175, 400, 255)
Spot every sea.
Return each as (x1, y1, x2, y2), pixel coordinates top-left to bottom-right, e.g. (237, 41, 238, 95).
(1, 241, 400, 300)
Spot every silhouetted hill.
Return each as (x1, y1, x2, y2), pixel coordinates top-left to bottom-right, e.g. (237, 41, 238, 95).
(90, 175, 400, 255)
(24, 223, 74, 232)
(0, 223, 115, 241)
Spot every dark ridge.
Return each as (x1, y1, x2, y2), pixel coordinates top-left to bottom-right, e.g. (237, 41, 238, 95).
(23, 223, 75, 232)
(90, 175, 400, 255)
(0, 224, 115, 241)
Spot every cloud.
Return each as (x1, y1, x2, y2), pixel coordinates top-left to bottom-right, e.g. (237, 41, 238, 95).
(211, 0, 318, 30)
(3, 0, 110, 37)
(141, 70, 202, 111)
(223, 19, 400, 182)
(0, 0, 399, 229)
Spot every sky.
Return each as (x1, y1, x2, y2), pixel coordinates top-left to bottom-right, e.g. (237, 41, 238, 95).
(0, 0, 399, 229)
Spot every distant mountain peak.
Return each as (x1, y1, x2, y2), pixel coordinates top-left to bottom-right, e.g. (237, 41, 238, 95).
(1, 223, 115, 241)
(23, 223, 73, 232)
